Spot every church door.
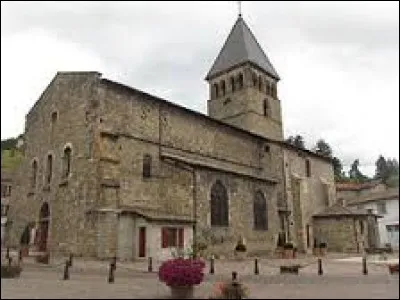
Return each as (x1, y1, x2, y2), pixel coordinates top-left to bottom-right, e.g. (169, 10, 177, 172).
(37, 202, 50, 252)
(139, 227, 146, 258)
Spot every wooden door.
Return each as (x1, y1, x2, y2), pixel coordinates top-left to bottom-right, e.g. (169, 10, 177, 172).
(139, 227, 146, 258)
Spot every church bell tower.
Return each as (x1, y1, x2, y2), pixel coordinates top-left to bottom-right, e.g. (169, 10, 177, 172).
(206, 14, 283, 141)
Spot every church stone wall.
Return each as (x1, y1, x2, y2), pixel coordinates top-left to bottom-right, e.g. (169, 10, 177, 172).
(283, 149, 335, 251)
(7, 73, 100, 257)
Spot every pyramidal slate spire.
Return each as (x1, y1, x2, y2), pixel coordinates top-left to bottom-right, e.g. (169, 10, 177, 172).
(206, 15, 279, 81)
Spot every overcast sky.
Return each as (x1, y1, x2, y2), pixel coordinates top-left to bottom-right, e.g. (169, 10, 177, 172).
(1, 1, 399, 176)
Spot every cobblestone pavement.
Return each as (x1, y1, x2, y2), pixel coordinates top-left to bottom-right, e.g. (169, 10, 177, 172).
(1, 257, 399, 299)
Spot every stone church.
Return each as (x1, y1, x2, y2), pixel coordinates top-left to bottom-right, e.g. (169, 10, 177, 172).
(7, 15, 339, 260)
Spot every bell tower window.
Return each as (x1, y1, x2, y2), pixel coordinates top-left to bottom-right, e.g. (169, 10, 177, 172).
(238, 73, 244, 89)
(221, 81, 226, 96)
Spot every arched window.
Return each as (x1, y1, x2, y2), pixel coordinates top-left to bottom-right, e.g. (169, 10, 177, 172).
(51, 111, 58, 125)
(266, 82, 271, 95)
(254, 191, 268, 230)
(305, 159, 311, 177)
(220, 81, 226, 96)
(230, 76, 235, 93)
(252, 73, 257, 87)
(32, 160, 38, 188)
(263, 99, 269, 117)
(210, 180, 229, 226)
(213, 83, 219, 98)
(258, 75, 263, 91)
(63, 146, 72, 178)
(143, 154, 152, 178)
(46, 154, 53, 184)
(271, 84, 277, 98)
(238, 73, 244, 89)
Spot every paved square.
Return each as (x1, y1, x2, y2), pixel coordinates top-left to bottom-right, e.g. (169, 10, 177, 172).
(1, 257, 399, 299)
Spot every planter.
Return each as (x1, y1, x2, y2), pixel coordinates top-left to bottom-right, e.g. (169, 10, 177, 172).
(1, 265, 22, 279)
(275, 247, 284, 258)
(388, 264, 399, 274)
(319, 247, 327, 256)
(170, 285, 194, 299)
(280, 265, 300, 275)
(36, 253, 50, 264)
(284, 249, 294, 259)
(20, 246, 29, 257)
(235, 251, 246, 260)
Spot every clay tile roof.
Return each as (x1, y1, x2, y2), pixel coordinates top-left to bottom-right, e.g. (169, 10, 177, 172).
(206, 16, 279, 80)
(118, 205, 195, 224)
(347, 188, 399, 205)
(335, 180, 381, 191)
(312, 203, 371, 218)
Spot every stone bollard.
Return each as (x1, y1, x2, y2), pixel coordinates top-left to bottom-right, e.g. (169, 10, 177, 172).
(18, 249, 23, 264)
(108, 257, 116, 283)
(210, 257, 215, 274)
(108, 263, 115, 283)
(362, 256, 368, 275)
(68, 253, 73, 267)
(231, 271, 242, 299)
(254, 258, 259, 275)
(148, 257, 153, 272)
(63, 260, 70, 280)
(317, 258, 323, 275)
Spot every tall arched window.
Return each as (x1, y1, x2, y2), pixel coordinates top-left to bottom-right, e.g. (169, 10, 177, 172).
(258, 75, 263, 91)
(254, 191, 268, 230)
(63, 146, 72, 177)
(143, 154, 152, 178)
(305, 159, 311, 177)
(46, 154, 53, 184)
(271, 84, 277, 98)
(220, 81, 226, 96)
(230, 76, 235, 93)
(263, 99, 269, 117)
(213, 83, 219, 98)
(252, 73, 257, 87)
(210, 180, 229, 226)
(266, 82, 271, 95)
(238, 73, 244, 89)
(32, 160, 38, 188)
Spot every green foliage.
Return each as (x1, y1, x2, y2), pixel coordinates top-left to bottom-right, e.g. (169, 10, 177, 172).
(332, 156, 344, 180)
(349, 159, 369, 183)
(1, 138, 18, 151)
(286, 135, 305, 149)
(1, 149, 23, 171)
(315, 139, 332, 157)
(375, 155, 399, 186)
(235, 242, 246, 252)
(283, 242, 294, 249)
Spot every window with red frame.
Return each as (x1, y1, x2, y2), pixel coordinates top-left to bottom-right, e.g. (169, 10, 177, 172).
(161, 227, 184, 248)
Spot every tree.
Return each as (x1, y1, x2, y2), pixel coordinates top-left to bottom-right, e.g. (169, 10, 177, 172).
(1, 138, 17, 150)
(375, 155, 388, 181)
(286, 135, 305, 149)
(374, 155, 399, 186)
(332, 156, 343, 180)
(349, 159, 369, 183)
(314, 139, 332, 157)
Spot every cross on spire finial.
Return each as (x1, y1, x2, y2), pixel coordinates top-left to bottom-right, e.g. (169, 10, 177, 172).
(237, 1, 242, 17)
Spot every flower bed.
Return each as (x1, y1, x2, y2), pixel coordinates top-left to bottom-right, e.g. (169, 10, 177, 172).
(158, 258, 205, 287)
(280, 264, 301, 274)
(1, 265, 22, 279)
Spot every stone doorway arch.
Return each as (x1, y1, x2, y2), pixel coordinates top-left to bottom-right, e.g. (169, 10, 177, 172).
(36, 202, 50, 252)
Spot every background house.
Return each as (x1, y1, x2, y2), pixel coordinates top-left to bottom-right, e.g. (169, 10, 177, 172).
(337, 182, 399, 250)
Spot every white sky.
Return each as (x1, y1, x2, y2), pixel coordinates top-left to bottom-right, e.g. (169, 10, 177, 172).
(1, 1, 399, 177)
